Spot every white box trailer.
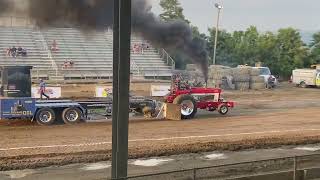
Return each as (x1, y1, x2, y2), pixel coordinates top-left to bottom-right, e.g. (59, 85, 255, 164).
(292, 69, 320, 87)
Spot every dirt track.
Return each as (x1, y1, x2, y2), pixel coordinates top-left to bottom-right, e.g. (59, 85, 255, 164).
(1, 84, 320, 170)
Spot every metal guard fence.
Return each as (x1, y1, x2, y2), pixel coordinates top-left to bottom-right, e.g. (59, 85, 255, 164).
(112, 153, 320, 180)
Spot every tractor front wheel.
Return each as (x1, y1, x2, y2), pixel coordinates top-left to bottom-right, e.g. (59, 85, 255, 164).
(218, 104, 229, 115)
(173, 95, 197, 119)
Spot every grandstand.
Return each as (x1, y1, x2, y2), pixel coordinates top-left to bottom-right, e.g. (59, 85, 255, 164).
(0, 22, 174, 82)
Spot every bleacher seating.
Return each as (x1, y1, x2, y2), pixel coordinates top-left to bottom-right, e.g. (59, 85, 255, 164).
(0, 27, 52, 79)
(0, 26, 173, 81)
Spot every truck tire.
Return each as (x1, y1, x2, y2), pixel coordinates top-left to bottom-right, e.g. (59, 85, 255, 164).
(36, 108, 56, 125)
(62, 107, 82, 124)
(218, 104, 229, 115)
(173, 95, 197, 119)
(299, 81, 307, 88)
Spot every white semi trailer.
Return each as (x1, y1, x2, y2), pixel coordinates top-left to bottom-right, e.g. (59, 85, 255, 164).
(292, 69, 320, 88)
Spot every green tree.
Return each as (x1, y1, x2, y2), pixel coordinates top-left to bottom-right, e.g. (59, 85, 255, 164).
(309, 32, 320, 65)
(256, 32, 279, 72)
(207, 28, 235, 66)
(207, 26, 311, 78)
(274, 28, 309, 77)
(191, 26, 207, 39)
(159, 0, 189, 23)
(310, 32, 320, 47)
(208, 26, 261, 67)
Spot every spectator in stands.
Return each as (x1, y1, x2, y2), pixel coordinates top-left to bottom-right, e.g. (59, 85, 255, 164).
(11, 46, 17, 58)
(5, 47, 11, 57)
(132, 44, 137, 53)
(146, 43, 150, 49)
(39, 79, 49, 100)
(51, 40, 58, 51)
(141, 43, 146, 54)
(22, 48, 27, 57)
(143, 42, 150, 49)
(63, 60, 68, 69)
(141, 42, 150, 54)
(62, 60, 74, 69)
(133, 43, 142, 54)
(69, 60, 74, 67)
(17, 46, 23, 56)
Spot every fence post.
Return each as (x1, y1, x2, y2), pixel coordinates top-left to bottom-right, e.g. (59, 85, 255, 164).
(193, 169, 196, 180)
(293, 156, 297, 180)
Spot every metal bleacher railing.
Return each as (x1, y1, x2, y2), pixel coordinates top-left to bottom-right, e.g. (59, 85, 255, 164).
(158, 48, 176, 71)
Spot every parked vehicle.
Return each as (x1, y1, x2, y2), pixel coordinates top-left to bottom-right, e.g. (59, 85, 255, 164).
(291, 69, 320, 88)
(252, 67, 278, 87)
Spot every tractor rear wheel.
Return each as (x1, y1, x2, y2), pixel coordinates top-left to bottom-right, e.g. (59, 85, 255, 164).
(173, 95, 197, 119)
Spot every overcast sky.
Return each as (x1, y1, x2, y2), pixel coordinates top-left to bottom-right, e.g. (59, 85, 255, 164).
(150, 0, 320, 34)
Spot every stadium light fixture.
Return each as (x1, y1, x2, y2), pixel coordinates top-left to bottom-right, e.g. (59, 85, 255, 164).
(215, 3, 223, 10)
(212, 3, 223, 65)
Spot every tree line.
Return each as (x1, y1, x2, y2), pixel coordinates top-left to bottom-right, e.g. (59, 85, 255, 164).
(159, 0, 320, 79)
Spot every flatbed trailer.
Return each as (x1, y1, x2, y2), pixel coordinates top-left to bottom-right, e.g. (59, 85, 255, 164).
(0, 97, 156, 125)
(0, 66, 157, 125)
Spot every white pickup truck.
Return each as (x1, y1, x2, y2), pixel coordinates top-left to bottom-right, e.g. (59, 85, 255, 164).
(292, 69, 320, 88)
(252, 67, 278, 86)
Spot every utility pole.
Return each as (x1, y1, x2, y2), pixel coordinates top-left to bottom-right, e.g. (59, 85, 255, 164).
(213, 3, 223, 65)
(111, 0, 131, 179)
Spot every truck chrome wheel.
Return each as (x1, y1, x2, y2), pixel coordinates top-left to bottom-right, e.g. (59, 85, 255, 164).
(36, 108, 56, 125)
(65, 109, 79, 122)
(39, 111, 52, 123)
(62, 108, 82, 124)
(181, 100, 195, 116)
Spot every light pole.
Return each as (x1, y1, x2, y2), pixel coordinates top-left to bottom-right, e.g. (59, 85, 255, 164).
(213, 3, 223, 65)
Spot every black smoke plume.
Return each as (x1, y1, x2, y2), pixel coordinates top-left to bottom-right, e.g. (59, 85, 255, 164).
(28, 0, 114, 30)
(132, 0, 208, 81)
(0, 0, 12, 13)
(0, 0, 209, 81)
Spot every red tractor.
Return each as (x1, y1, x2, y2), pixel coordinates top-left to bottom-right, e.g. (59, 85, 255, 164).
(165, 75, 235, 119)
